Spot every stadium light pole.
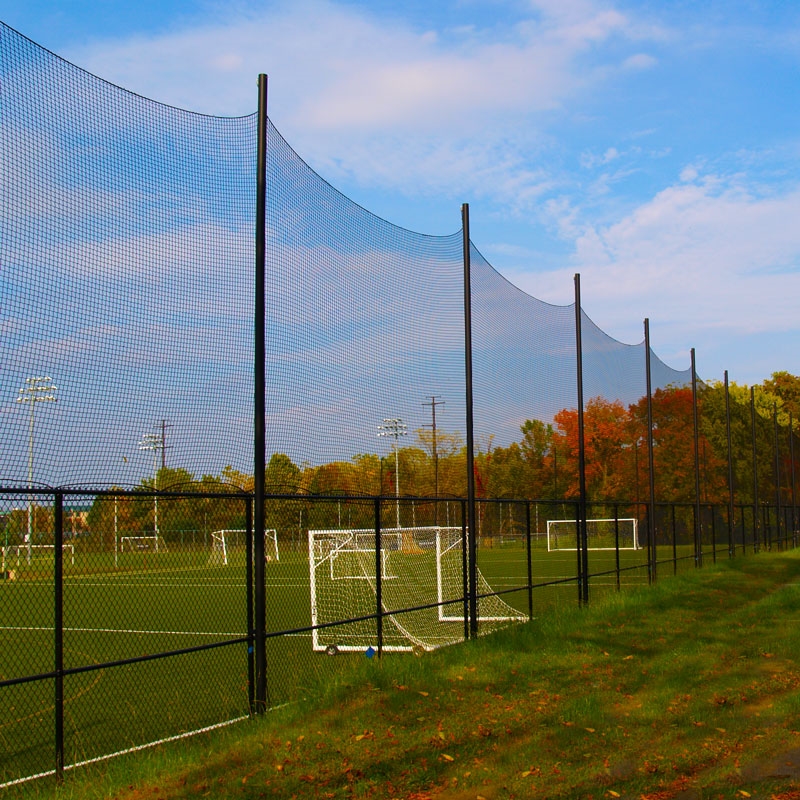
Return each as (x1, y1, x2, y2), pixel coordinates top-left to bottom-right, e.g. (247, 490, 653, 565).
(138, 430, 164, 550)
(378, 418, 407, 529)
(422, 396, 444, 522)
(16, 377, 57, 563)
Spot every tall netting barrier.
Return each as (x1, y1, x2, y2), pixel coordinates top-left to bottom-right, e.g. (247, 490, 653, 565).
(2, 19, 798, 788)
(470, 243, 693, 602)
(262, 124, 466, 469)
(0, 24, 256, 488)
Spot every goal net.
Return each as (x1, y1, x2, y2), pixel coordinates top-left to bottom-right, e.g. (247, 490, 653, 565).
(1, 543, 75, 569)
(309, 526, 526, 653)
(120, 535, 165, 553)
(546, 518, 639, 551)
(208, 529, 279, 566)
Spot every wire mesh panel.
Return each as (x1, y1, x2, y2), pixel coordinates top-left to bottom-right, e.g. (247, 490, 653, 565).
(1, 25, 256, 488)
(3, 17, 800, 790)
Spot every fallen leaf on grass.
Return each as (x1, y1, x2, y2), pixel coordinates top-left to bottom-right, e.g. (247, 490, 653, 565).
(418, 691, 429, 697)
(440, 753, 455, 762)
(521, 767, 541, 778)
(606, 792, 620, 798)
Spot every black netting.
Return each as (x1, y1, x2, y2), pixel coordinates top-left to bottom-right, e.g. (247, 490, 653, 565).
(1, 23, 255, 487)
(5, 19, 793, 790)
(1, 20, 692, 490)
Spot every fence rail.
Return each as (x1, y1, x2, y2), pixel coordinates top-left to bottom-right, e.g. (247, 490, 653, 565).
(0, 487, 795, 787)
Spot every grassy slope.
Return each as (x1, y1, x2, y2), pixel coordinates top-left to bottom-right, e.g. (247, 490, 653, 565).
(14, 550, 800, 800)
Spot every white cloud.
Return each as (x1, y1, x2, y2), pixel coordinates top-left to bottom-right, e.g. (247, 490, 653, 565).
(622, 52, 657, 70)
(507, 170, 800, 373)
(63, 0, 662, 204)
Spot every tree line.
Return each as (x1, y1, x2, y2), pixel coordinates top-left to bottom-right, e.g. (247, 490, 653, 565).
(6, 373, 796, 546)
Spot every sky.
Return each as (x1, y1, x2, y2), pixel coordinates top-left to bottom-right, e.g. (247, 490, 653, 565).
(2, 0, 799, 386)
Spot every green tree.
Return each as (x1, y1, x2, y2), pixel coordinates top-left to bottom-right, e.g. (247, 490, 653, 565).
(763, 372, 800, 420)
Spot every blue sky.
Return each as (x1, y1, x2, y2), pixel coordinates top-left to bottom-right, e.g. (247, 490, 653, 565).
(2, 0, 799, 386)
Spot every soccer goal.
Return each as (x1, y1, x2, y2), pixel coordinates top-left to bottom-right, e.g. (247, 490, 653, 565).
(1, 543, 75, 569)
(309, 526, 526, 654)
(208, 529, 279, 566)
(546, 518, 639, 551)
(120, 535, 165, 553)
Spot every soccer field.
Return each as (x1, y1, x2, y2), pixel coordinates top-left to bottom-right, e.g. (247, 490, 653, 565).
(0, 550, 316, 784)
(0, 537, 662, 784)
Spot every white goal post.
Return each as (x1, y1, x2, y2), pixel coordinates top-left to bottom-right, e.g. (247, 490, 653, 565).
(309, 526, 526, 654)
(546, 518, 640, 551)
(120, 535, 165, 553)
(208, 529, 279, 566)
(1, 543, 75, 569)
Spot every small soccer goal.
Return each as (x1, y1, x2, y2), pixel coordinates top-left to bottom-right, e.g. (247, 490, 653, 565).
(120, 535, 165, 553)
(1, 543, 75, 569)
(208, 529, 279, 566)
(309, 526, 526, 654)
(546, 518, 640, 551)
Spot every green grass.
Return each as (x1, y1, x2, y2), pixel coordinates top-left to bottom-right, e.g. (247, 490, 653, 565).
(3, 549, 800, 798)
(0, 535, 741, 793)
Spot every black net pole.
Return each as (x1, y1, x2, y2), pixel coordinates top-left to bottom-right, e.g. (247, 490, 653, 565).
(54, 491, 64, 783)
(691, 349, 702, 565)
(525, 502, 533, 621)
(375, 497, 383, 658)
(462, 204, 478, 639)
(725, 372, 735, 557)
(751, 387, 760, 553)
(461, 500, 469, 643)
(711, 506, 717, 562)
(790, 414, 797, 548)
(574, 275, 588, 605)
(774, 403, 782, 548)
(245, 495, 254, 713)
(254, 73, 268, 712)
(644, 319, 657, 581)
(614, 506, 621, 591)
(671, 504, 678, 574)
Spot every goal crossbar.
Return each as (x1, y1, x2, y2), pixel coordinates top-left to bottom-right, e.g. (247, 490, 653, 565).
(2, 543, 75, 569)
(120, 535, 165, 553)
(546, 518, 640, 551)
(208, 529, 279, 566)
(309, 526, 526, 654)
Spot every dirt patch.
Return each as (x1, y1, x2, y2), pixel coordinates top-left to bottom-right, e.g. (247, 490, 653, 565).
(739, 746, 800, 783)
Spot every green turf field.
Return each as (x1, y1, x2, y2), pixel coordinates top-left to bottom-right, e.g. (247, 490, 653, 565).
(0, 531, 705, 786)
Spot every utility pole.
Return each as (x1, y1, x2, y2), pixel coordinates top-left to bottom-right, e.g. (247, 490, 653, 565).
(16, 377, 57, 563)
(422, 397, 444, 522)
(378, 418, 407, 529)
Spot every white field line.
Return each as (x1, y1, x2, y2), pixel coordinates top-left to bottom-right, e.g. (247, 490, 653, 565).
(22, 581, 310, 590)
(0, 715, 250, 790)
(0, 625, 244, 637)
(0, 625, 312, 637)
